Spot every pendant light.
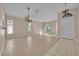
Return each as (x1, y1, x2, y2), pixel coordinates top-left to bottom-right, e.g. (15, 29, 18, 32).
(25, 7, 32, 22)
(62, 3, 73, 17)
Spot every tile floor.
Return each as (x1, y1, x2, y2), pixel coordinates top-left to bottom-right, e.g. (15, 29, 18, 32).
(44, 39, 79, 56)
(2, 34, 58, 56)
(2, 34, 79, 56)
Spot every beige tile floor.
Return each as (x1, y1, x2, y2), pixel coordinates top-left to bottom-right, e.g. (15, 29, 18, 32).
(2, 34, 79, 56)
(44, 39, 79, 56)
(2, 34, 58, 56)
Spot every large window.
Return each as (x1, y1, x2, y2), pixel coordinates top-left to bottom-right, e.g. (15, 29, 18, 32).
(27, 22, 32, 32)
(7, 19, 13, 34)
(43, 24, 52, 34)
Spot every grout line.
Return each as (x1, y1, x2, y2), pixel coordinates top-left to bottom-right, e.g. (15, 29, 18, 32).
(54, 39, 65, 56)
(43, 39, 60, 56)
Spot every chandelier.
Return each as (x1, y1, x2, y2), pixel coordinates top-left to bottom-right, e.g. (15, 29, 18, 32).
(62, 3, 73, 17)
(25, 7, 32, 22)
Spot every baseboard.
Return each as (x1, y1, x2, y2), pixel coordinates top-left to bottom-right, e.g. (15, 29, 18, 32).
(74, 38, 79, 41)
(7, 35, 28, 39)
(56, 36, 74, 40)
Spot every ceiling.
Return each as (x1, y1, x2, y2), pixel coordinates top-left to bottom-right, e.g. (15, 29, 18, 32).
(4, 3, 79, 22)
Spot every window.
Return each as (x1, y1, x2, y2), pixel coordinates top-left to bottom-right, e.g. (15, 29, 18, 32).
(44, 24, 51, 34)
(7, 19, 13, 34)
(27, 22, 32, 32)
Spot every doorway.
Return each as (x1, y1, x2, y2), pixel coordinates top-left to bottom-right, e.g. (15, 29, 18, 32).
(59, 17, 75, 39)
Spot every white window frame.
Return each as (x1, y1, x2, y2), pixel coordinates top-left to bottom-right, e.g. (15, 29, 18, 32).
(7, 19, 13, 34)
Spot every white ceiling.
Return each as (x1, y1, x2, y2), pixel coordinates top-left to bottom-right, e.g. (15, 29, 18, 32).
(4, 3, 79, 22)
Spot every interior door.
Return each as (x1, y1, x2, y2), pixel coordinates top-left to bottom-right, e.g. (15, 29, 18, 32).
(0, 4, 6, 55)
(60, 17, 74, 39)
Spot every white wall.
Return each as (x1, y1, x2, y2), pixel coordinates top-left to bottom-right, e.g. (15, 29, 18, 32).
(32, 21, 42, 34)
(78, 8, 79, 40)
(6, 15, 27, 38)
(0, 4, 5, 55)
(6, 15, 42, 38)
(6, 8, 79, 40)
(57, 8, 79, 40)
(42, 20, 56, 35)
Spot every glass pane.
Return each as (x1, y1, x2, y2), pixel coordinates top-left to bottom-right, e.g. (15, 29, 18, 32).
(44, 24, 52, 34)
(7, 20, 13, 34)
(28, 22, 32, 32)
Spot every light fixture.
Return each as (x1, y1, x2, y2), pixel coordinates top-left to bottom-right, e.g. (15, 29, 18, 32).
(25, 7, 32, 32)
(62, 3, 73, 17)
(25, 7, 32, 22)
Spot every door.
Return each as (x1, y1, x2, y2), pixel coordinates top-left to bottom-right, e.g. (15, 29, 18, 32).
(0, 4, 6, 55)
(60, 17, 74, 39)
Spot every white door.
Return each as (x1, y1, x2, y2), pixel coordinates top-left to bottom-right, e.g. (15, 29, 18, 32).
(0, 4, 6, 55)
(60, 17, 74, 39)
